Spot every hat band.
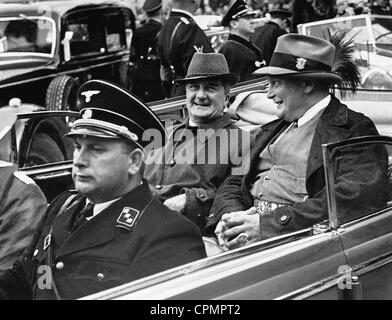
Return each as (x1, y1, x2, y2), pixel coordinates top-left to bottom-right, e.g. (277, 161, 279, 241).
(270, 52, 332, 73)
(71, 118, 139, 142)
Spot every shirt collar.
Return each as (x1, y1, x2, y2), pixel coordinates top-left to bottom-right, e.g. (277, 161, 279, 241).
(85, 197, 120, 220)
(171, 9, 195, 20)
(297, 94, 331, 127)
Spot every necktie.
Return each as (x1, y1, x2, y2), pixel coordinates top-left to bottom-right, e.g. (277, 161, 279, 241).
(73, 202, 94, 230)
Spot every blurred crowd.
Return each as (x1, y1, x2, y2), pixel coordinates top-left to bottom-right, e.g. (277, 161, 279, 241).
(126, 0, 392, 32)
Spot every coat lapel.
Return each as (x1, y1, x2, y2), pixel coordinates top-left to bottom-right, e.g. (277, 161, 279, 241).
(306, 96, 350, 179)
(55, 181, 153, 258)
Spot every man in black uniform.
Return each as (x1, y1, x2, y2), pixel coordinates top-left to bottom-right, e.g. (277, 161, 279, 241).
(129, 0, 165, 102)
(251, 9, 292, 65)
(157, 0, 214, 97)
(219, 0, 265, 82)
(0, 80, 206, 300)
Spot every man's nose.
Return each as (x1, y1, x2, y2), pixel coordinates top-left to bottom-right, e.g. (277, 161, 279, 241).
(73, 148, 88, 168)
(266, 85, 274, 99)
(195, 87, 207, 100)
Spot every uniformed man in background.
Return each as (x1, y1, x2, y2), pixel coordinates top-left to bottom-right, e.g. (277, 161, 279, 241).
(0, 80, 206, 300)
(251, 9, 292, 65)
(129, 0, 165, 102)
(219, 0, 265, 82)
(158, 0, 214, 97)
(0, 108, 47, 272)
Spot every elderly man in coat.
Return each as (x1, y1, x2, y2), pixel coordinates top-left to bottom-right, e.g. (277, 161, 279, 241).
(206, 34, 388, 249)
(145, 52, 251, 233)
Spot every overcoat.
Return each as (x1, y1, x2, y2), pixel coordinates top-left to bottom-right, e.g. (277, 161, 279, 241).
(0, 180, 206, 299)
(206, 96, 389, 237)
(219, 34, 264, 82)
(144, 114, 251, 232)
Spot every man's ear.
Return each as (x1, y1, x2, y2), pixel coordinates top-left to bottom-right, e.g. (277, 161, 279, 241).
(229, 20, 237, 29)
(128, 148, 145, 175)
(303, 80, 315, 95)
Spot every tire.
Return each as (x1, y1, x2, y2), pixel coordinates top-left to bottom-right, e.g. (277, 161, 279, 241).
(45, 75, 79, 111)
(25, 133, 65, 167)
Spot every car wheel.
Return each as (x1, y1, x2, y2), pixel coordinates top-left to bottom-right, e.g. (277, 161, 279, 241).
(45, 75, 79, 111)
(25, 133, 65, 167)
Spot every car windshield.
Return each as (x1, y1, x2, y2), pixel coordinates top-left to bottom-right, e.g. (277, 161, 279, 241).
(0, 17, 55, 56)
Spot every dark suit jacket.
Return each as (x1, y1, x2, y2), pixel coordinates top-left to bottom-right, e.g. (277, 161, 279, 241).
(0, 180, 206, 299)
(219, 34, 264, 82)
(251, 21, 286, 65)
(206, 96, 388, 238)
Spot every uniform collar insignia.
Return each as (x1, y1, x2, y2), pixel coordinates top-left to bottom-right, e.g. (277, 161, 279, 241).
(116, 207, 140, 231)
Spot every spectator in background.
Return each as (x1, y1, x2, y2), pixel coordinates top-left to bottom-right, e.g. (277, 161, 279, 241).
(219, 0, 265, 82)
(291, 0, 337, 32)
(129, 0, 165, 102)
(371, 0, 392, 15)
(158, 0, 213, 97)
(4, 20, 38, 52)
(251, 9, 292, 65)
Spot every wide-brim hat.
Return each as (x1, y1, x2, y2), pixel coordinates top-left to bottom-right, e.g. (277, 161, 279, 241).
(66, 80, 166, 150)
(253, 34, 343, 83)
(142, 0, 161, 13)
(175, 52, 239, 85)
(221, 0, 258, 27)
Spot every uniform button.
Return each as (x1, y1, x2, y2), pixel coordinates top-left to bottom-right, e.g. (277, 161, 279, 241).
(280, 215, 288, 222)
(199, 194, 205, 198)
(264, 176, 270, 181)
(155, 184, 162, 190)
(97, 273, 105, 281)
(197, 213, 201, 217)
(56, 262, 64, 270)
(33, 249, 39, 257)
(169, 159, 176, 167)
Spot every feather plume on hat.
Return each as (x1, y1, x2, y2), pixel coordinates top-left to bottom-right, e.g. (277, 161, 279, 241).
(329, 31, 361, 97)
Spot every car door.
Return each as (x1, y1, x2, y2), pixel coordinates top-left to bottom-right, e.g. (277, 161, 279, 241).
(323, 136, 392, 299)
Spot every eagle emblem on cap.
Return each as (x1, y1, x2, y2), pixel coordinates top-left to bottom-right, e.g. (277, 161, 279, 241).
(82, 109, 93, 119)
(296, 58, 307, 70)
(81, 90, 100, 102)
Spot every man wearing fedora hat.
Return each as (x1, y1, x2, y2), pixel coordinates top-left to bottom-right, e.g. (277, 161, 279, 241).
(144, 52, 251, 233)
(129, 0, 165, 102)
(0, 108, 47, 272)
(251, 9, 292, 65)
(0, 80, 206, 299)
(157, 0, 213, 97)
(206, 34, 388, 249)
(219, 0, 265, 82)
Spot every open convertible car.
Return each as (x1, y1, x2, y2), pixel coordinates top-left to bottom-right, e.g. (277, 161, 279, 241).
(2, 12, 392, 300)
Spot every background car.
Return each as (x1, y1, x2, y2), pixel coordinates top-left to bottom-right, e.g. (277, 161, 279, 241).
(0, 0, 135, 111)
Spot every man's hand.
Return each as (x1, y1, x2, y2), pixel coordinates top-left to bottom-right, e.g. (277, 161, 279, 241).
(163, 194, 186, 213)
(215, 207, 260, 250)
